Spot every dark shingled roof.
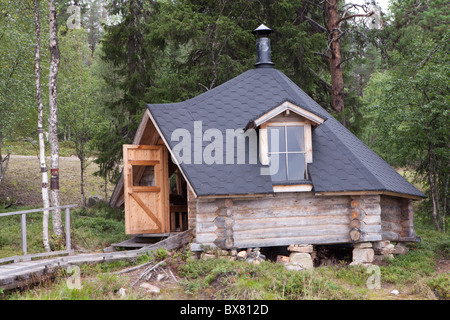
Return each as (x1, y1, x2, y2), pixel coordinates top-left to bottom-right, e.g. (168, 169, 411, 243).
(147, 67, 425, 199)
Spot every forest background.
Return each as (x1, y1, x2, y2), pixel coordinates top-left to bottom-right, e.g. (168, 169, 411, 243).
(0, 0, 448, 232)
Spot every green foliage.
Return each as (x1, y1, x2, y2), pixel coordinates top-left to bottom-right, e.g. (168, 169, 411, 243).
(362, 1, 449, 230)
(179, 258, 356, 299)
(0, 0, 43, 145)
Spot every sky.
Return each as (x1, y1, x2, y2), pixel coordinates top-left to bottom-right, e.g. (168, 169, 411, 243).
(348, 0, 391, 12)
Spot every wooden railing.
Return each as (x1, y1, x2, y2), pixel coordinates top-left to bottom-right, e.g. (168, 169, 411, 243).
(0, 204, 77, 263)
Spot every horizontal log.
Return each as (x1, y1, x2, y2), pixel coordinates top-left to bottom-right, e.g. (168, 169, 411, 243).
(232, 215, 349, 231)
(195, 222, 217, 234)
(363, 215, 381, 225)
(233, 224, 350, 241)
(381, 230, 400, 241)
(349, 228, 361, 241)
(214, 237, 234, 249)
(234, 234, 351, 248)
(350, 219, 361, 229)
(381, 221, 403, 233)
(195, 232, 217, 243)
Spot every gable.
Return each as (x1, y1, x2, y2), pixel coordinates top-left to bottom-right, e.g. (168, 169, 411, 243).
(248, 100, 325, 129)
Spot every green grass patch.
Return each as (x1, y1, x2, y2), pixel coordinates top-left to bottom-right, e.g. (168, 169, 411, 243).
(179, 258, 358, 300)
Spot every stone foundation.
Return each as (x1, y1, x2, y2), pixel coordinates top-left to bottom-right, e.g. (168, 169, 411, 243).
(351, 240, 410, 265)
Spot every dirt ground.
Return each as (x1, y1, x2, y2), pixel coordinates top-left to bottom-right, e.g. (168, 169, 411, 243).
(0, 155, 116, 207)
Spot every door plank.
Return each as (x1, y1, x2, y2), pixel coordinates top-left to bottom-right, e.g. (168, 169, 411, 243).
(129, 192, 163, 230)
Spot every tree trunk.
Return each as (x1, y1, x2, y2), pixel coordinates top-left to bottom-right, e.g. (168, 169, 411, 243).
(34, 0, 51, 251)
(48, 0, 63, 236)
(80, 157, 86, 206)
(427, 133, 440, 231)
(325, 0, 345, 114)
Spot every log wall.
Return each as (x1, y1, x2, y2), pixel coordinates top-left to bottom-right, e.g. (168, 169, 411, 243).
(380, 195, 416, 241)
(190, 192, 383, 249)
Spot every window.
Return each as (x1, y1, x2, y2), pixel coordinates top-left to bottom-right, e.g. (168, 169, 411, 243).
(132, 165, 156, 186)
(267, 125, 307, 181)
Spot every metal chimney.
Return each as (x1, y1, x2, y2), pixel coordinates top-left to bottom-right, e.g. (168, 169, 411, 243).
(252, 24, 274, 68)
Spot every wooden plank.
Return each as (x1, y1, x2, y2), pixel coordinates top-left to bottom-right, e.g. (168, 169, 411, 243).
(0, 204, 78, 218)
(128, 160, 159, 166)
(272, 184, 313, 192)
(129, 192, 162, 230)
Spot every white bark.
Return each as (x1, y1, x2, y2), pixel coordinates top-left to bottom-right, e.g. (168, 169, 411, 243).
(34, 0, 51, 252)
(48, 0, 63, 236)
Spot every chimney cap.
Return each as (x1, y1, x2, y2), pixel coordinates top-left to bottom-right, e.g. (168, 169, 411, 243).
(252, 24, 273, 36)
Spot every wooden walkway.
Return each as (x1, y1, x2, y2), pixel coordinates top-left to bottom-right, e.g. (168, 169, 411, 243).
(0, 229, 193, 291)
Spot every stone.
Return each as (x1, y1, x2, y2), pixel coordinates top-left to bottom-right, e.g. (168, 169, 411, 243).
(87, 195, 103, 207)
(289, 253, 314, 270)
(156, 274, 166, 282)
(374, 243, 395, 255)
(352, 248, 374, 264)
(288, 244, 313, 253)
(140, 283, 161, 294)
(373, 240, 390, 250)
(237, 250, 247, 260)
(190, 243, 203, 252)
(394, 243, 409, 255)
(201, 253, 216, 260)
(276, 255, 290, 264)
(118, 288, 127, 298)
(354, 242, 372, 249)
(284, 262, 303, 271)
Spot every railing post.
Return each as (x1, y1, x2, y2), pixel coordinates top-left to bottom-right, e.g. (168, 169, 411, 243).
(21, 213, 27, 255)
(65, 207, 71, 251)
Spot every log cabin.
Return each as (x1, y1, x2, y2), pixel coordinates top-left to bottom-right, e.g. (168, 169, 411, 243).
(109, 25, 425, 256)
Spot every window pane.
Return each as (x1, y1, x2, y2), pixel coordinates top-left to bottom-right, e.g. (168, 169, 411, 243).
(132, 166, 155, 186)
(286, 126, 305, 152)
(269, 153, 286, 181)
(288, 153, 306, 180)
(268, 126, 285, 153)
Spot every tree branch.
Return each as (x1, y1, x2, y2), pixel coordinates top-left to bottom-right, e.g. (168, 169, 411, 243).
(303, 15, 328, 33)
(337, 55, 355, 68)
(307, 66, 331, 89)
(336, 11, 374, 26)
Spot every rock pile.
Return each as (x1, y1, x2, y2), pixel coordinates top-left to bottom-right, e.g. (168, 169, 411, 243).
(276, 244, 315, 271)
(350, 242, 374, 266)
(235, 248, 266, 264)
(351, 240, 410, 265)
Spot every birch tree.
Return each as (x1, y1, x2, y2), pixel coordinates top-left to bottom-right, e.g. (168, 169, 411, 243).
(48, 0, 63, 236)
(34, 0, 51, 252)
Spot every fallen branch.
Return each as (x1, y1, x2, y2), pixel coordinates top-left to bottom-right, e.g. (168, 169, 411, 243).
(114, 261, 154, 275)
(131, 260, 165, 287)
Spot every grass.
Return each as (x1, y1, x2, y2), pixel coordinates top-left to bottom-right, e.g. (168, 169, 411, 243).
(0, 221, 449, 300)
(2, 139, 78, 158)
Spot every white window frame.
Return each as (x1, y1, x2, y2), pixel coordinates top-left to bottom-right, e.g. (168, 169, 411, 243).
(266, 123, 308, 180)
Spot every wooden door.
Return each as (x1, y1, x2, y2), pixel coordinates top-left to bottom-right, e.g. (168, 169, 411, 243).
(123, 145, 169, 234)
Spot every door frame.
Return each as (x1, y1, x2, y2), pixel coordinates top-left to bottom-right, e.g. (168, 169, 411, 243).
(123, 144, 170, 235)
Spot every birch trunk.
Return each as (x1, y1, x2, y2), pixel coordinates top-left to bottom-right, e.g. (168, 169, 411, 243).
(48, 0, 63, 236)
(34, 0, 51, 251)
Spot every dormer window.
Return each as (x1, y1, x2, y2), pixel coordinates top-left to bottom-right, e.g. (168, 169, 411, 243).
(267, 124, 307, 181)
(248, 100, 325, 192)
